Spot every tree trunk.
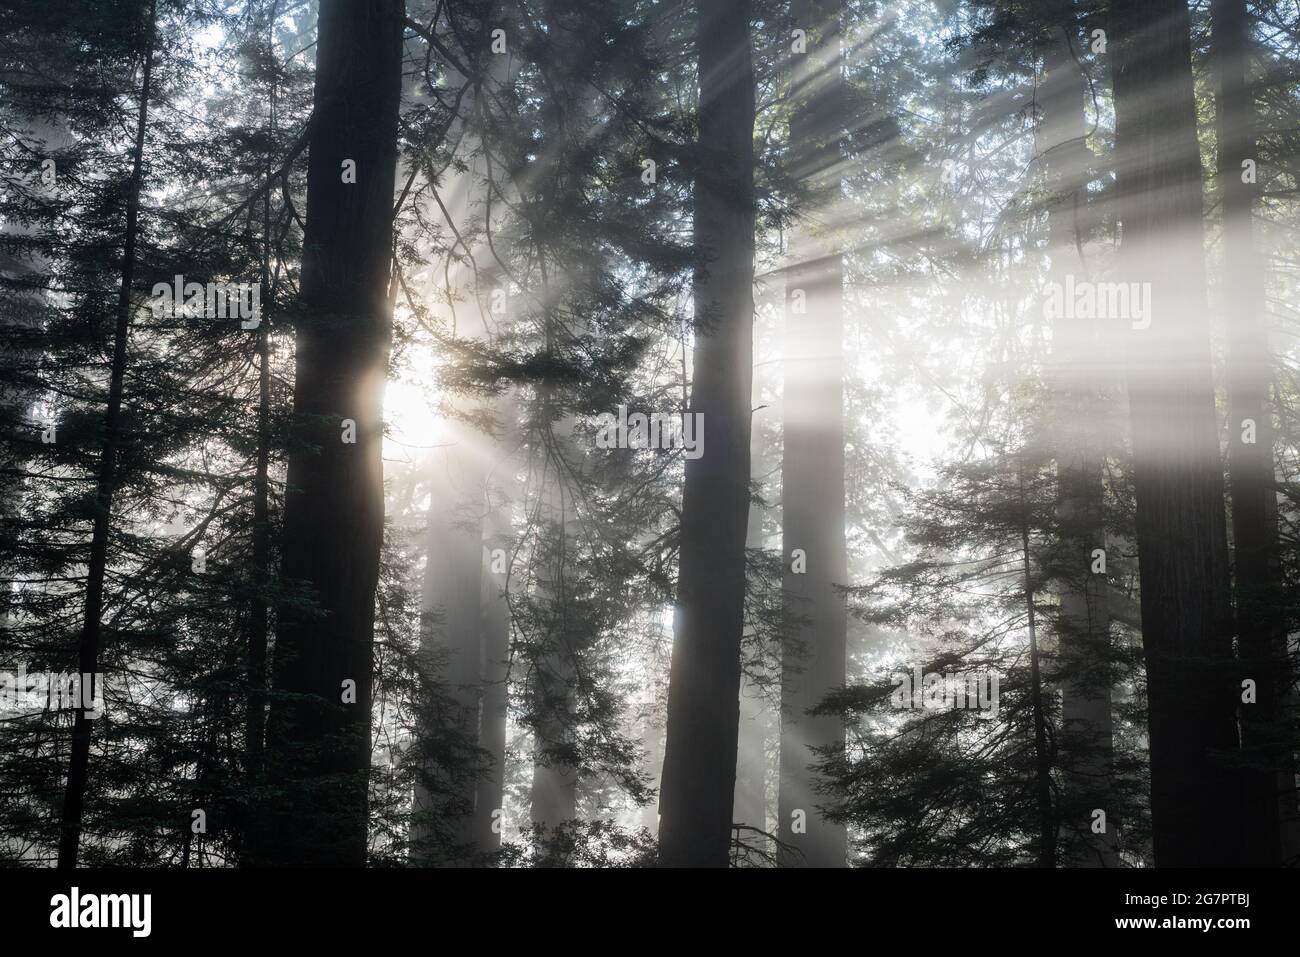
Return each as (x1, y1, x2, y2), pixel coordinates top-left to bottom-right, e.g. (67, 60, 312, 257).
(1038, 31, 1118, 867)
(57, 0, 158, 869)
(1108, 0, 1240, 867)
(245, 7, 277, 786)
(1211, 0, 1296, 867)
(408, 49, 517, 859)
(657, 0, 756, 868)
(777, 0, 848, 869)
(253, 0, 404, 867)
(412, 424, 487, 862)
(472, 401, 516, 855)
(473, 559, 510, 854)
(529, 415, 579, 832)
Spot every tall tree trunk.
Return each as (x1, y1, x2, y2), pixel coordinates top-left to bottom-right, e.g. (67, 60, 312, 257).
(1211, 0, 1296, 867)
(471, 394, 517, 856)
(472, 663, 509, 849)
(253, 0, 404, 867)
(1108, 0, 1240, 866)
(777, 0, 848, 869)
(245, 3, 277, 786)
(409, 44, 518, 858)
(657, 0, 756, 868)
(529, 415, 579, 832)
(57, 0, 158, 869)
(1039, 30, 1118, 867)
(245, 208, 272, 781)
(413, 426, 487, 862)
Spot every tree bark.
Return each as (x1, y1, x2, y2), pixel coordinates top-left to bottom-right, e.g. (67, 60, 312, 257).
(1108, 0, 1240, 867)
(253, 0, 404, 867)
(658, 0, 756, 868)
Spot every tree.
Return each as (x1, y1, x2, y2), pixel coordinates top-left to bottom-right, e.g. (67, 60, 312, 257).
(1108, 0, 1240, 866)
(253, 0, 406, 867)
(1034, 12, 1120, 868)
(473, 423, 515, 855)
(658, 0, 757, 868)
(778, 0, 849, 869)
(733, 421, 781, 865)
(1211, 0, 1296, 867)
(57, 0, 160, 869)
(820, 428, 1149, 866)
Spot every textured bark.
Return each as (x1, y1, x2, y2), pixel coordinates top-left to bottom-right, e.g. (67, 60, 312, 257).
(253, 0, 404, 867)
(1211, 0, 1297, 866)
(1109, 0, 1240, 867)
(57, 0, 158, 869)
(658, 0, 756, 868)
(777, 0, 848, 869)
(1039, 33, 1119, 867)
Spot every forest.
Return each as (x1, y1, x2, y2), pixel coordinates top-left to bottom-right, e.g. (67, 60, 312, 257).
(2, 0, 1300, 874)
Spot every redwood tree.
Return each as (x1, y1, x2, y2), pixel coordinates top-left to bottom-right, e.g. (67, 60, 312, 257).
(658, 0, 757, 868)
(1211, 0, 1295, 866)
(1109, 0, 1240, 866)
(253, 0, 405, 867)
(1038, 23, 1119, 868)
(778, 0, 849, 869)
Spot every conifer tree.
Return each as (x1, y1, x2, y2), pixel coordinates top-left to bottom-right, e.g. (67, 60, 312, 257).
(252, 0, 405, 867)
(659, 0, 757, 869)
